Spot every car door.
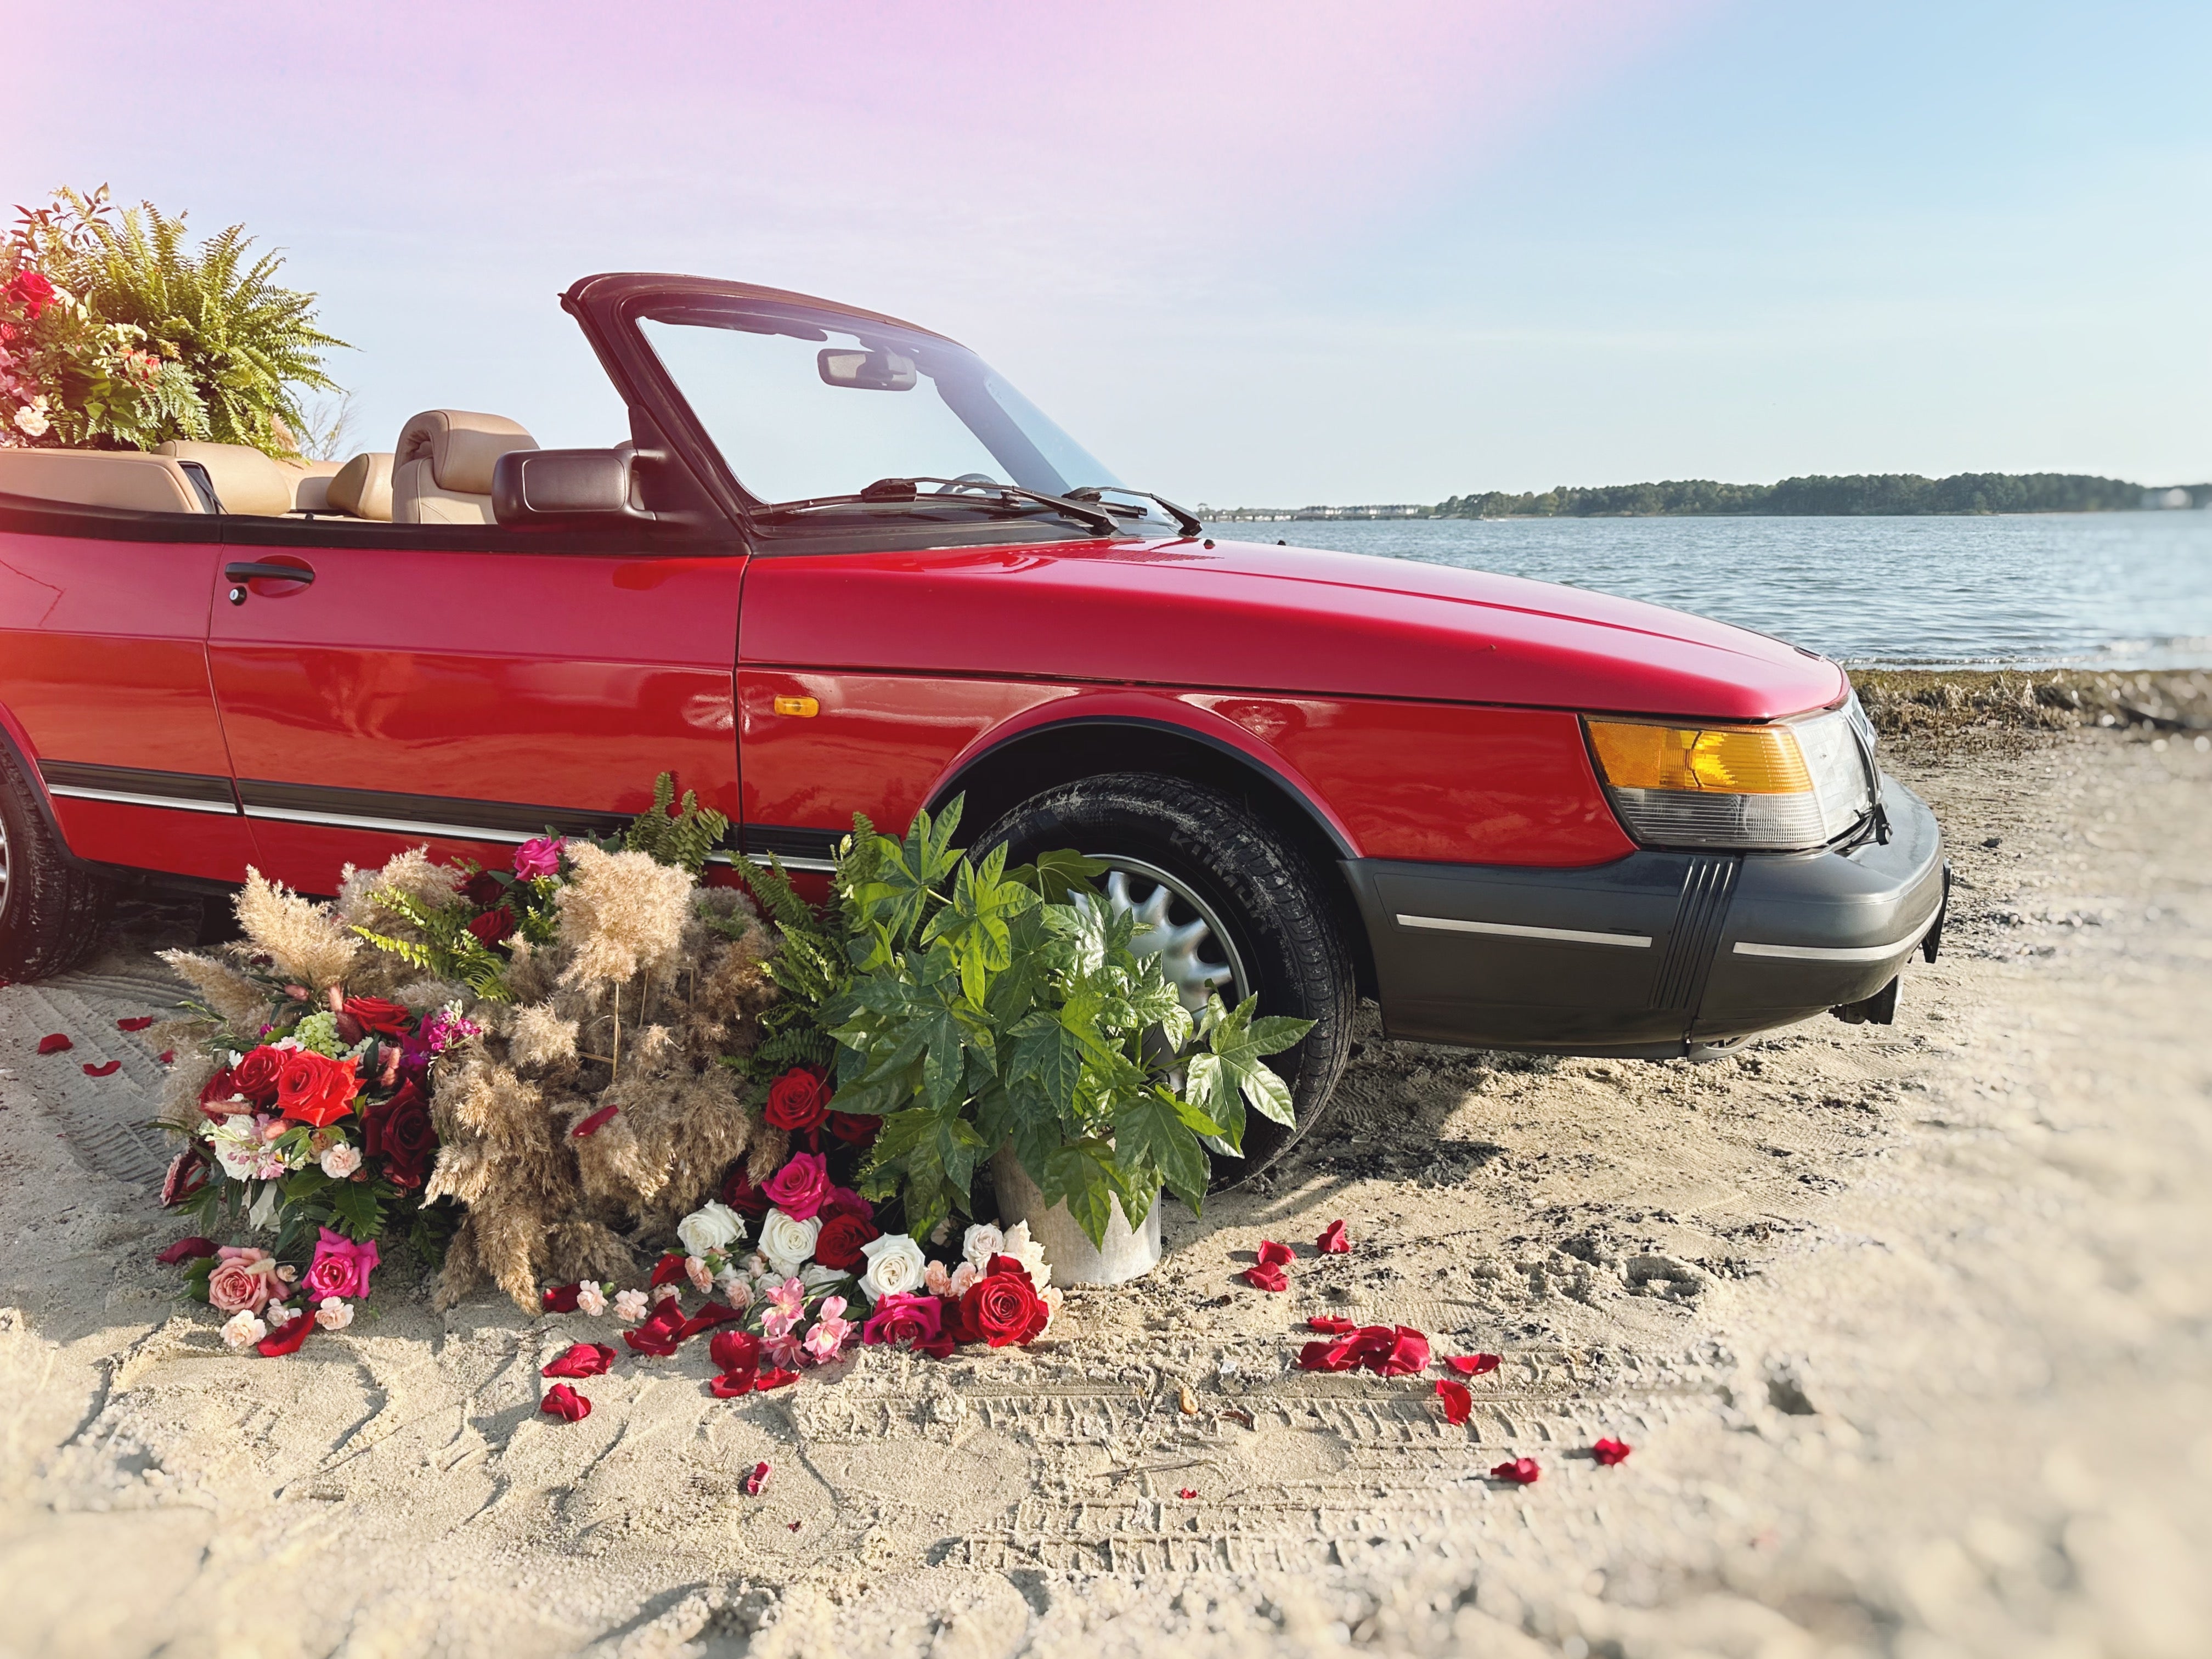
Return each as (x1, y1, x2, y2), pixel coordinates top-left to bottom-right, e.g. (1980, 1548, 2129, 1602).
(205, 508, 746, 893)
(0, 503, 260, 883)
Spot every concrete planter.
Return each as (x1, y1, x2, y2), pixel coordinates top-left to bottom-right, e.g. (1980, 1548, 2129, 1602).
(990, 1146, 1163, 1287)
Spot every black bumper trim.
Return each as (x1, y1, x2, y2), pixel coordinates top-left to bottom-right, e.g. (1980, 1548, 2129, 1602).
(1346, 774, 1944, 1058)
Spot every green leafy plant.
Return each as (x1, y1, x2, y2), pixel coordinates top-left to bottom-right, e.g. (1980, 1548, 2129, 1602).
(788, 798, 1312, 1247)
(7, 185, 345, 455)
(611, 771, 730, 877)
(349, 887, 517, 1002)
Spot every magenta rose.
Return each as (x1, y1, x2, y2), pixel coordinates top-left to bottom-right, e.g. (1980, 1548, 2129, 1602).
(860, 1291, 951, 1357)
(206, 1246, 281, 1314)
(512, 836, 565, 879)
(760, 1151, 831, 1221)
(304, 1227, 380, 1301)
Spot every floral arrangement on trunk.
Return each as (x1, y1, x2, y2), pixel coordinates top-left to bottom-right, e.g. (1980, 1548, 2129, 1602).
(746, 799, 1312, 1248)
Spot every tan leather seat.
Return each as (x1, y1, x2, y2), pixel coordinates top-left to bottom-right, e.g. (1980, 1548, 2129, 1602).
(156, 441, 299, 516)
(279, 458, 345, 513)
(0, 449, 207, 513)
(391, 410, 537, 524)
(325, 452, 395, 521)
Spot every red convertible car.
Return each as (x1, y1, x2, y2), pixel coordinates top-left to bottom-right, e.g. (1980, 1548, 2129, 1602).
(0, 273, 1943, 1171)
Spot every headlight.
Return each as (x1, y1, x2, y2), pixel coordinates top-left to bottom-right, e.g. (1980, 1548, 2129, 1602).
(1587, 708, 1874, 851)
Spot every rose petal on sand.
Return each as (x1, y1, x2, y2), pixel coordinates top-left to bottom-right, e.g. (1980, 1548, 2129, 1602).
(676, 1300, 741, 1340)
(157, 1050, 176, 1065)
(1366, 1325, 1430, 1377)
(1316, 1219, 1350, 1254)
(709, 1372, 758, 1399)
(1307, 1314, 1358, 1334)
(1297, 1338, 1361, 1373)
(744, 1461, 771, 1495)
(116, 1016, 156, 1031)
(256, 1309, 314, 1357)
(754, 1367, 798, 1391)
(710, 1330, 761, 1375)
(1434, 1380, 1472, 1425)
(540, 1383, 591, 1422)
(541, 1342, 616, 1379)
(155, 1236, 217, 1265)
(1242, 1264, 1288, 1293)
(1177, 1488, 1198, 1499)
(1446, 1353, 1502, 1377)
(36, 1034, 71, 1054)
(541, 1283, 582, 1313)
(1255, 1239, 1295, 1269)
(1592, 1437, 1633, 1466)
(648, 1252, 690, 1288)
(81, 1060, 121, 1077)
(1490, 1457, 1541, 1485)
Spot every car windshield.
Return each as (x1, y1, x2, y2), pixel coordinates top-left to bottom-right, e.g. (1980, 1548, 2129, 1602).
(639, 303, 1136, 516)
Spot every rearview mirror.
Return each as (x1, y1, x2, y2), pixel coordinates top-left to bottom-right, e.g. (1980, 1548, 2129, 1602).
(492, 447, 654, 528)
(818, 347, 918, 391)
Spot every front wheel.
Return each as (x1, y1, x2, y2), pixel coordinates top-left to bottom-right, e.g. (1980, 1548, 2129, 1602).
(977, 772, 1356, 1186)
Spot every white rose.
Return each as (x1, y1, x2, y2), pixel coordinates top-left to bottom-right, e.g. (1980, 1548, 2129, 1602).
(799, 1262, 848, 1291)
(857, 1233, 926, 1303)
(12, 402, 49, 439)
(613, 1289, 649, 1322)
(314, 1298, 354, 1331)
(676, 1200, 746, 1259)
(265, 1302, 300, 1327)
(1001, 1221, 1051, 1290)
(319, 1143, 362, 1180)
(220, 1310, 267, 1350)
(757, 1208, 822, 1276)
(961, 1222, 1005, 1271)
(575, 1283, 607, 1317)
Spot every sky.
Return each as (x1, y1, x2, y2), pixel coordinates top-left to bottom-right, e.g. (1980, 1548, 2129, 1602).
(13, 1, 2210, 505)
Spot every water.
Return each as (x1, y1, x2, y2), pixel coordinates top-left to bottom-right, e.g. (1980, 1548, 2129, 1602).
(1203, 514, 2212, 669)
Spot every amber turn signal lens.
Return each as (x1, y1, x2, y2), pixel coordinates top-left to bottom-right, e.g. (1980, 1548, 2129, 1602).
(1585, 720, 1812, 795)
(772, 695, 820, 718)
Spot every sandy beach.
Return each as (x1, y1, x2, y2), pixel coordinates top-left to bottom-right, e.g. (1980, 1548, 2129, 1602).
(1, 719, 2206, 1659)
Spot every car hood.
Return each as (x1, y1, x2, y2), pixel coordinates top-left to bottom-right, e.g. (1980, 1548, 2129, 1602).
(741, 533, 1848, 722)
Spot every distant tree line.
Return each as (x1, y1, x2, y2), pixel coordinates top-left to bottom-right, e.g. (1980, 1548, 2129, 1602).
(1432, 473, 2208, 518)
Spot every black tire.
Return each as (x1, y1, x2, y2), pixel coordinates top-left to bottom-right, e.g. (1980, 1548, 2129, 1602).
(0, 746, 106, 979)
(977, 772, 1356, 1187)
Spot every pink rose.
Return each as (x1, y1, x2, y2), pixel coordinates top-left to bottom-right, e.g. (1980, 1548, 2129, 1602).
(512, 836, 565, 880)
(207, 1247, 280, 1314)
(303, 1228, 380, 1302)
(760, 1152, 831, 1221)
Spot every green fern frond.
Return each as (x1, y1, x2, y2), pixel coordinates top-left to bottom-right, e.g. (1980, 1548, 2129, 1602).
(621, 771, 730, 876)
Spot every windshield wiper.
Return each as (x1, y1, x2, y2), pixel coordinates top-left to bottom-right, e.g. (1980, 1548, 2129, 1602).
(1064, 486, 1203, 538)
(755, 477, 1117, 535)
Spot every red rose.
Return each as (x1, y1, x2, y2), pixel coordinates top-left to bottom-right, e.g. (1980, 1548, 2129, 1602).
(812, 1212, 880, 1272)
(466, 906, 515, 948)
(360, 1078, 436, 1187)
(719, 1161, 771, 1216)
(276, 1050, 360, 1128)
(339, 996, 412, 1039)
(956, 1261, 1048, 1348)
(461, 870, 505, 909)
(160, 1147, 210, 1207)
(197, 1065, 240, 1117)
(826, 1111, 879, 1148)
(763, 1066, 831, 1133)
(5, 269, 57, 319)
(228, 1045, 286, 1105)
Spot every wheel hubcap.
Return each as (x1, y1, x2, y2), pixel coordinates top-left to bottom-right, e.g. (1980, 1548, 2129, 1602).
(1075, 856, 1244, 1013)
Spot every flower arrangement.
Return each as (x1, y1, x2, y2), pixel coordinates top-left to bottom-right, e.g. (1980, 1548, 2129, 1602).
(1, 185, 343, 456)
(745, 798, 1312, 1249)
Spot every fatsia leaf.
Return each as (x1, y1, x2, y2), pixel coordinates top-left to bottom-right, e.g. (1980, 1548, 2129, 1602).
(1019, 848, 1109, 904)
(1043, 1144, 1118, 1250)
(1182, 1051, 1245, 1153)
(1112, 1088, 1209, 1213)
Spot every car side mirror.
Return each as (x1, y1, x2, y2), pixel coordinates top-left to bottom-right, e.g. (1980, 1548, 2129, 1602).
(492, 447, 657, 528)
(818, 347, 918, 391)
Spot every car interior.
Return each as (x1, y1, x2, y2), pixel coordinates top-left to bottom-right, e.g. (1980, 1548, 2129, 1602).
(0, 408, 540, 523)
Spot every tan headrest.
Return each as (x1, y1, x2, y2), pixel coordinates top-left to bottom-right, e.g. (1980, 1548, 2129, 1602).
(394, 409, 537, 496)
(0, 449, 206, 514)
(156, 441, 293, 516)
(276, 458, 342, 513)
(326, 452, 394, 521)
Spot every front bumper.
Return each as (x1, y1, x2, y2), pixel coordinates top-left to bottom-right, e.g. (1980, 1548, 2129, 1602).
(1342, 774, 1945, 1059)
